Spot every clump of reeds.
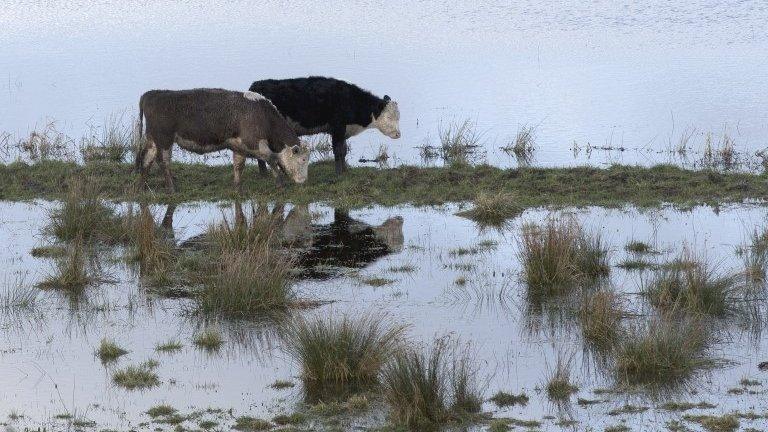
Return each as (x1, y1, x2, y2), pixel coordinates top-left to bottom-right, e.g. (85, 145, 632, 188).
(96, 338, 129, 363)
(545, 355, 578, 401)
(381, 340, 484, 430)
(16, 122, 75, 161)
(625, 240, 654, 254)
(80, 114, 136, 164)
(518, 218, 609, 296)
(113, 360, 160, 390)
(579, 288, 624, 348)
(457, 192, 521, 227)
(644, 252, 739, 316)
(131, 208, 175, 282)
(206, 207, 279, 253)
(0, 276, 38, 310)
(284, 313, 405, 396)
(437, 119, 482, 163)
(37, 239, 92, 295)
(615, 317, 711, 386)
(502, 125, 536, 163)
(48, 177, 127, 244)
(198, 245, 294, 316)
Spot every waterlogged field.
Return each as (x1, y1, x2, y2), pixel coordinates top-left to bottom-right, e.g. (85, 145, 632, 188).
(2, 197, 768, 431)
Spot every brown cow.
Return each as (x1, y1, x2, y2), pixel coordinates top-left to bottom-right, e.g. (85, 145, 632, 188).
(136, 88, 309, 192)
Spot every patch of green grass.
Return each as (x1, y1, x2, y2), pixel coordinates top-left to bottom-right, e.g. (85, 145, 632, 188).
(96, 338, 129, 363)
(362, 276, 395, 287)
(272, 412, 306, 425)
(155, 340, 183, 353)
(347, 394, 371, 411)
(199, 420, 218, 429)
(683, 414, 739, 432)
(193, 328, 223, 352)
(625, 241, 654, 254)
(545, 356, 578, 401)
(645, 253, 740, 316)
(579, 288, 624, 348)
(615, 317, 711, 386)
(457, 191, 521, 227)
(659, 401, 716, 411)
(147, 404, 177, 418)
(489, 391, 529, 407)
(284, 314, 405, 395)
(519, 218, 609, 297)
(6, 161, 767, 210)
(113, 360, 160, 390)
(30, 245, 67, 258)
(233, 416, 272, 431)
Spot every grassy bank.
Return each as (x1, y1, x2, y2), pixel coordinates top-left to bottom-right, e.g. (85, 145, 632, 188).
(1, 160, 766, 208)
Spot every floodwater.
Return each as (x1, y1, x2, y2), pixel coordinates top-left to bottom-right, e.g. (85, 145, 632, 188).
(2, 1, 768, 168)
(2, 200, 768, 430)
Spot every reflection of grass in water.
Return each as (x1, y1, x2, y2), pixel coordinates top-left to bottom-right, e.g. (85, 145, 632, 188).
(1, 276, 38, 311)
(579, 288, 624, 349)
(37, 240, 93, 296)
(96, 338, 128, 363)
(361, 276, 395, 287)
(285, 314, 404, 398)
(30, 245, 67, 258)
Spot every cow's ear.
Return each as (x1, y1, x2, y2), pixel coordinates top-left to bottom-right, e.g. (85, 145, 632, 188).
(292, 145, 301, 155)
(384, 95, 391, 102)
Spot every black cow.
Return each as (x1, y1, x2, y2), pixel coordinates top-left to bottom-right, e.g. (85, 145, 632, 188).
(249, 76, 401, 175)
(136, 89, 310, 192)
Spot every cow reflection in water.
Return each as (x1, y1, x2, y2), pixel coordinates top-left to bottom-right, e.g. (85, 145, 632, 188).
(168, 202, 403, 279)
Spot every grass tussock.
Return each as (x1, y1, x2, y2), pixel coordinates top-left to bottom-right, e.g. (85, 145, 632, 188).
(96, 338, 129, 363)
(37, 240, 92, 295)
(198, 245, 294, 317)
(683, 414, 739, 432)
(458, 191, 521, 226)
(285, 314, 405, 395)
(545, 356, 578, 401)
(206, 207, 279, 253)
(193, 328, 223, 352)
(579, 288, 624, 348)
(1, 276, 38, 310)
(30, 245, 67, 258)
(519, 218, 609, 295)
(615, 317, 711, 386)
(113, 360, 160, 390)
(80, 114, 137, 164)
(381, 340, 484, 430)
(146, 404, 177, 418)
(625, 240, 655, 254)
(131, 208, 175, 283)
(48, 177, 127, 244)
(502, 124, 536, 163)
(437, 119, 483, 163)
(489, 391, 529, 408)
(645, 252, 740, 316)
(155, 340, 183, 353)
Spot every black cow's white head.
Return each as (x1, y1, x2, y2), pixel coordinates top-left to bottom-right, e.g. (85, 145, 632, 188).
(276, 144, 310, 184)
(372, 95, 401, 139)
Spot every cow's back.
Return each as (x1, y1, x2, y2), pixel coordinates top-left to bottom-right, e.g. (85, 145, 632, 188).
(249, 77, 348, 128)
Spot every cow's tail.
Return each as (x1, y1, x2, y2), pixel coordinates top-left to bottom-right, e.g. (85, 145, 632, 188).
(134, 95, 147, 172)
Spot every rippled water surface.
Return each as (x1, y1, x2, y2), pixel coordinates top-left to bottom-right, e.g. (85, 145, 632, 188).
(2, 1, 768, 168)
(2, 200, 768, 430)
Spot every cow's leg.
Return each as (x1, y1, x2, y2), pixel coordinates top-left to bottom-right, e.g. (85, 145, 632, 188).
(331, 129, 348, 175)
(233, 151, 247, 193)
(157, 145, 175, 193)
(266, 159, 286, 188)
(257, 159, 270, 177)
(137, 138, 159, 189)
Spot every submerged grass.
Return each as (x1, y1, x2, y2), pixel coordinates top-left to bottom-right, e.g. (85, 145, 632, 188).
(284, 314, 405, 396)
(4, 161, 766, 209)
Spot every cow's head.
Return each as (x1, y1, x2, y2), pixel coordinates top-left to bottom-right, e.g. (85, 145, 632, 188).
(276, 144, 310, 184)
(372, 95, 401, 139)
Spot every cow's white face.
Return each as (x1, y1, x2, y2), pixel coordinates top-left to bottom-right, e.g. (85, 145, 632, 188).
(276, 144, 310, 184)
(372, 96, 401, 139)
